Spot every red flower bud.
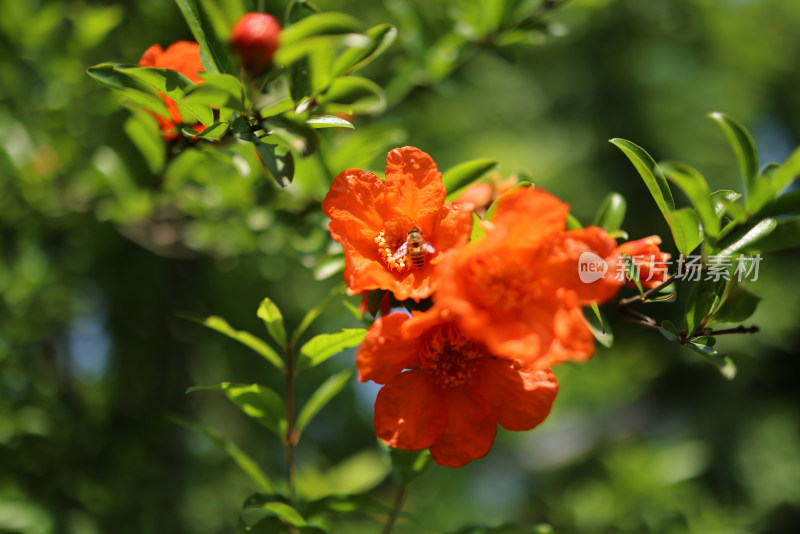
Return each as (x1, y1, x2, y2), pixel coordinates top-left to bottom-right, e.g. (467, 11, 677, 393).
(230, 13, 282, 74)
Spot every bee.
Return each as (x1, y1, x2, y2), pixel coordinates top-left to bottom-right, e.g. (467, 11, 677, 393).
(393, 227, 435, 269)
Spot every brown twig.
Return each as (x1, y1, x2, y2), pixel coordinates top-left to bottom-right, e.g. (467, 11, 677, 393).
(382, 484, 408, 534)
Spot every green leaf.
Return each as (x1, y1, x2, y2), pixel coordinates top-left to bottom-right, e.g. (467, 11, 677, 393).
(755, 190, 800, 219)
(584, 304, 613, 348)
(264, 115, 319, 157)
(442, 158, 498, 198)
(259, 98, 295, 118)
(659, 320, 681, 342)
(714, 286, 761, 324)
(318, 76, 385, 113)
(234, 117, 297, 187)
(291, 284, 346, 346)
(181, 121, 229, 140)
(306, 115, 354, 129)
(183, 84, 247, 113)
(716, 218, 777, 259)
(295, 369, 354, 438)
(389, 448, 433, 485)
(296, 328, 367, 373)
(710, 189, 742, 218)
(115, 66, 213, 126)
(708, 111, 758, 195)
(665, 207, 702, 255)
(280, 12, 362, 46)
(174, 0, 236, 74)
(751, 215, 800, 253)
(184, 314, 284, 370)
(566, 213, 583, 230)
(123, 108, 165, 173)
(313, 254, 345, 281)
(609, 138, 675, 220)
(660, 161, 719, 238)
(257, 298, 287, 347)
(771, 145, 800, 193)
(87, 63, 170, 117)
(685, 342, 737, 380)
(186, 383, 286, 436)
(199, 72, 246, 103)
(306, 494, 393, 517)
(171, 417, 273, 492)
(684, 279, 724, 335)
(470, 212, 486, 241)
(450, 524, 554, 534)
(592, 192, 626, 232)
(245, 501, 307, 527)
(332, 24, 398, 77)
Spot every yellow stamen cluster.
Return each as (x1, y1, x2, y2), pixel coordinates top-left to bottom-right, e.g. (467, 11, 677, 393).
(374, 230, 407, 271)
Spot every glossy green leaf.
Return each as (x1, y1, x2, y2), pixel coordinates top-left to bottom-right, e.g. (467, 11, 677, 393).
(442, 158, 498, 198)
(257, 298, 287, 347)
(470, 212, 486, 241)
(244, 501, 307, 527)
(332, 24, 398, 77)
(291, 284, 347, 346)
(172, 418, 273, 493)
(716, 218, 777, 259)
(584, 306, 613, 348)
(295, 369, 354, 438)
(184, 314, 284, 370)
(280, 12, 362, 46)
(609, 138, 675, 220)
(175, 0, 236, 74)
(708, 111, 758, 194)
(183, 84, 247, 113)
(306, 494, 393, 517)
(116, 66, 213, 126)
(306, 115, 354, 129)
(87, 63, 170, 117)
(566, 213, 583, 230)
(714, 286, 761, 324)
(660, 161, 719, 238)
(313, 254, 345, 281)
(665, 207, 702, 255)
(319, 76, 385, 113)
(389, 448, 433, 485)
(771, 145, 800, 193)
(234, 116, 297, 187)
(752, 215, 800, 253)
(296, 328, 367, 373)
(259, 98, 295, 118)
(199, 72, 246, 101)
(710, 189, 741, 218)
(186, 383, 285, 436)
(685, 342, 736, 380)
(592, 192, 627, 232)
(755, 190, 800, 219)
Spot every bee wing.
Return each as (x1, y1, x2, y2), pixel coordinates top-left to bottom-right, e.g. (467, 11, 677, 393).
(422, 241, 436, 254)
(392, 242, 409, 260)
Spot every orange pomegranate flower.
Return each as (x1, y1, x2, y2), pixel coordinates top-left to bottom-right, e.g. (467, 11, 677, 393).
(138, 41, 205, 141)
(434, 187, 622, 367)
(617, 235, 671, 289)
(357, 310, 558, 467)
(322, 147, 472, 301)
(455, 172, 518, 216)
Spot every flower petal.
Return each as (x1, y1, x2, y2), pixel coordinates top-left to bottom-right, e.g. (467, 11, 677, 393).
(429, 386, 497, 467)
(322, 169, 398, 293)
(374, 370, 447, 450)
(383, 147, 446, 235)
(356, 313, 421, 384)
(473, 360, 558, 431)
(487, 187, 568, 248)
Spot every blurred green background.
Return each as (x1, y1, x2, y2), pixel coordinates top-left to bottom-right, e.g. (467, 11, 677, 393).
(2, 0, 800, 532)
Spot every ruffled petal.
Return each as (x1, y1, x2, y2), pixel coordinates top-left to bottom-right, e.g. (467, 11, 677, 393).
(322, 169, 398, 293)
(473, 360, 558, 431)
(429, 386, 497, 467)
(356, 313, 421, 384)
(383, 147, 446, 235)
(374, 370, 448, 450)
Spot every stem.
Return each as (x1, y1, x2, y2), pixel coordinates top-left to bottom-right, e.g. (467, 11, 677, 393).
(618, 273, 678, 306)
(700, 325, 760, 336)
(285, 343, 297, 505)
(382, 484, 407, 534)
